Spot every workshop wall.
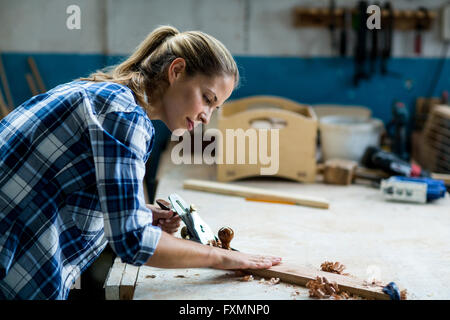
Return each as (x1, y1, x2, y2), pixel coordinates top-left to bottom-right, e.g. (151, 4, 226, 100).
(1, 0, 450, 124)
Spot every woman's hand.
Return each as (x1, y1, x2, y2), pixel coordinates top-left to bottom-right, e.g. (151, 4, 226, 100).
(210, 248, 282, 270)
(146, 204, 182, 235)
(146, 232, 282, 270)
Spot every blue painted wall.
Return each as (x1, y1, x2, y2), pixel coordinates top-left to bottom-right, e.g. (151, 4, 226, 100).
(1, 53, 450, 126)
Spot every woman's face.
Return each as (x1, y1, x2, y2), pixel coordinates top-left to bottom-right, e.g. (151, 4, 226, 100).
(160, 58, 235, 135)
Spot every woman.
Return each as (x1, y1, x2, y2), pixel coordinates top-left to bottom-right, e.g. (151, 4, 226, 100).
(0, 26, 281, 300)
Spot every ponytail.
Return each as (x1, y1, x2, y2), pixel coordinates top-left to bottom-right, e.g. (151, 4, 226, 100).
(81, 25, 238, 114)
(115, 26, 179, 75)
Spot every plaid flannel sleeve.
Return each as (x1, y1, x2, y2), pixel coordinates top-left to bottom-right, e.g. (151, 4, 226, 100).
(87, 107, 161, 266)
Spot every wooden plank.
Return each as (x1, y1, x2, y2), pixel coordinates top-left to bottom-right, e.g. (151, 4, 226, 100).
(104, 257, 126, 300)
(120, 263, 139, 300)
(245, 263, 391, 300)
(0, 53, 14, 108)
(183, 179, 329, 209)
(0, 89, 10, 119)
(25, 74, 39, 96)
(27, 56, 46, 93)
(431, 173, 450, 184)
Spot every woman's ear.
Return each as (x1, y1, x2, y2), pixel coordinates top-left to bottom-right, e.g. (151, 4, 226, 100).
(168, 57, 186, 84)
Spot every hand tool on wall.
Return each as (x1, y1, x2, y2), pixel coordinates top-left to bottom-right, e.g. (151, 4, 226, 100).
(328, 0, 338, 54)
(414, 7, 429, 56)
(369, 2, 380, 74)
(353, 1, 368, 86)
(156, 194, 237, 250)
(339, 8, 350, 57)
(386, 101, 409, 161)
(380, 2, 393, 75)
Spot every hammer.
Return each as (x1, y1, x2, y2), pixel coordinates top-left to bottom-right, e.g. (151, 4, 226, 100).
(317, 158, 389, 186)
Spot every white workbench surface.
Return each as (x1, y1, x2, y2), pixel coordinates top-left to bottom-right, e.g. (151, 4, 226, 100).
(110, 146, 450, 300)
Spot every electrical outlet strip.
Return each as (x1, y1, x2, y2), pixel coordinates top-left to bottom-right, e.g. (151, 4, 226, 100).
(380, 178, 427, 203)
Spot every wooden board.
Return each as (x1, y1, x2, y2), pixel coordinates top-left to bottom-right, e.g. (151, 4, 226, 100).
(246, 264, 390, 300)
(431, 173, 450, 184)
(120, 263, 139, 300)
(0, 89, 10, 119)
(183, 179, 329, 209)
(105, 257, 126, 300)
(0, 53, 14, 108)
(27, 56, 46, 93)
(104, 257, 140, 300)
(25, 74, 39, 96)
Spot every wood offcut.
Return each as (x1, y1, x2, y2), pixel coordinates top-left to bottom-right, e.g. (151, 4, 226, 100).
(183, 179, 330, 209)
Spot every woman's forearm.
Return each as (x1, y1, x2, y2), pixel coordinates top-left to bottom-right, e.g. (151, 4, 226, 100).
(144, 231, 222, 269)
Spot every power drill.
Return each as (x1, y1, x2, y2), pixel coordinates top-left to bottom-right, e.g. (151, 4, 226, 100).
(361, 146, 429, 178)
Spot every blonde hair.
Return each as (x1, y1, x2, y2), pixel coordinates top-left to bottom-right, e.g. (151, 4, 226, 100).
(81, 25, 239, 111)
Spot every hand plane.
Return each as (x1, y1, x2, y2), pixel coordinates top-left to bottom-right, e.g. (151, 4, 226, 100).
(156, 193, 236, 250)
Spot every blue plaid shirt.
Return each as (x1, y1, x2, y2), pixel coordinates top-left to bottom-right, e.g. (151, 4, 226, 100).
(0, 81, 162, 299)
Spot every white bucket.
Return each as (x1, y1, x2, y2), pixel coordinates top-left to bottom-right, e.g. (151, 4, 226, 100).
(319, 115, 384, 163)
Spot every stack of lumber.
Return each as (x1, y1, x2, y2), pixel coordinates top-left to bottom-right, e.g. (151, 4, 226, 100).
(421, 105, 450, 173)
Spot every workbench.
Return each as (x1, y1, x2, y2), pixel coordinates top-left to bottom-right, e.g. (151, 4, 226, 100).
(105, 144, 450, 300)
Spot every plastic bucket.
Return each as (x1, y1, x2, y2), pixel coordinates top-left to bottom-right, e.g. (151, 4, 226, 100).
(319, 115, 384, 162)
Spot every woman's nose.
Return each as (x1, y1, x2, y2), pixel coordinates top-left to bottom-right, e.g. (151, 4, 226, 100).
(198, 111, 211, 125)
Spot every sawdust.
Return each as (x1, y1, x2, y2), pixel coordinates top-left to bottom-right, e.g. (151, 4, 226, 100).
(291, 289, 301, 297)
(258, 277, 281, 285)
(320, 261, 348, 275)
(306, 276, 356, 300)
(363, 279, 384, 287)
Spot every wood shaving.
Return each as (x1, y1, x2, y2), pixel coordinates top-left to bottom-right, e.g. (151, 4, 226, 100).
(257, 277, 280, 285)
(400, 289, 408, 300)
(291, 290, 301, 297)
(206, 239, 222, 247)
(241, 275, 254, 282)
(269, 277, 280, 285)
(320, 261, 348, 275)
(363, 279, 384, 287)
(306, 276, 353, 300)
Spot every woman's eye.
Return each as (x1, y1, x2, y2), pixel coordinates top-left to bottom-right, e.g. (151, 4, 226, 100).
(203, 95, 211, 105)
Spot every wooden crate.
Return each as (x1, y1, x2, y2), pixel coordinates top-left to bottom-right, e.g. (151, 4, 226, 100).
(216, 96, 318, 183)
